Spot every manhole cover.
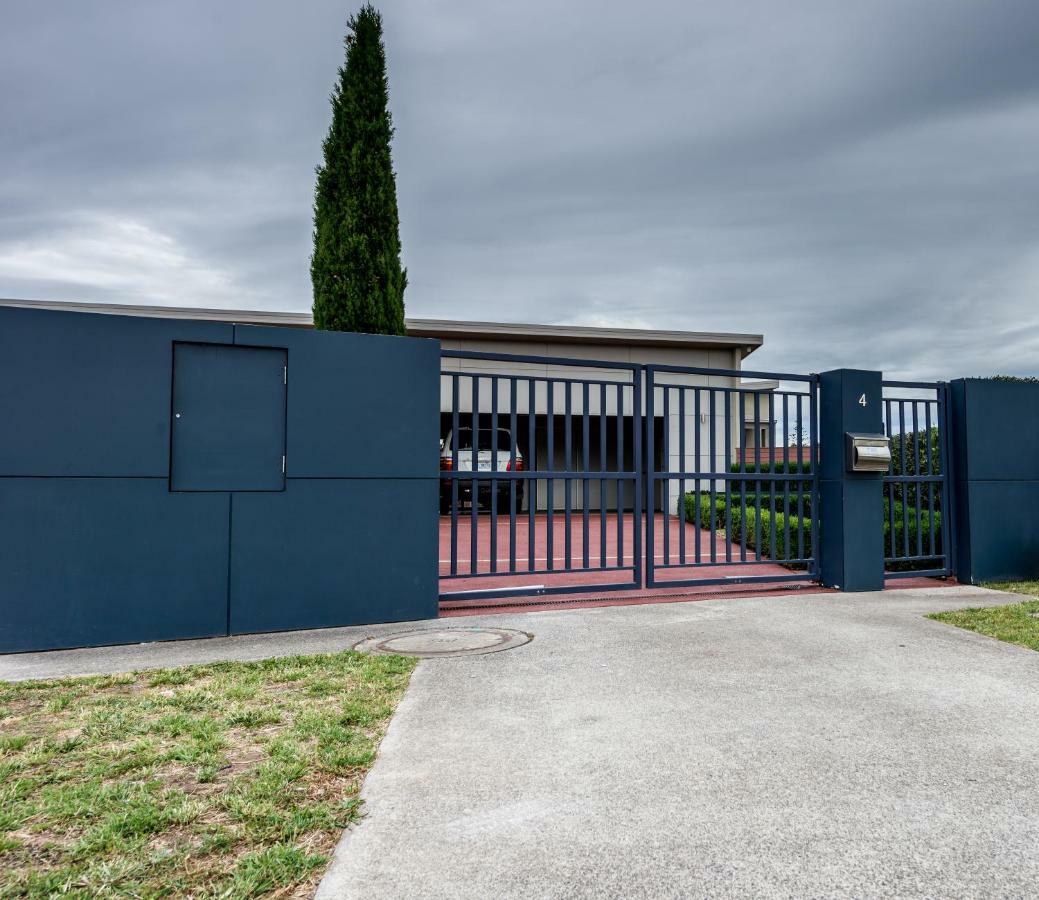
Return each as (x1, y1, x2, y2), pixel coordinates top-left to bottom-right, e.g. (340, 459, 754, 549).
(353, 627, 532, 658)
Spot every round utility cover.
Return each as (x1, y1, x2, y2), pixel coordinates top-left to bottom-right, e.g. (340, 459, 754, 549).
(353, 627, 531, 658)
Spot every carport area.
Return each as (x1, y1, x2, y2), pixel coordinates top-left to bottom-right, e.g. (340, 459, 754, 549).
(316, 585, 1039, 898)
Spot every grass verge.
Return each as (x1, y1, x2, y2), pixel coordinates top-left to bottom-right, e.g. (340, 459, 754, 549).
(0, 650, 417, 898)
(927, 581, 1039, 652)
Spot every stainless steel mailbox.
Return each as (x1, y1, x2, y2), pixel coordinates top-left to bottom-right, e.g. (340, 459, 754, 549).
(846, 432, 892, 473)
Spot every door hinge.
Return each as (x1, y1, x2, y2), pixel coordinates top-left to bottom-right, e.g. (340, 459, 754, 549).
(283, 366, 287, 385)
(281, 455, 286, 474)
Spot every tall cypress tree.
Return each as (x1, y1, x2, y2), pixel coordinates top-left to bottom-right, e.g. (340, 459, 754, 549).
(311, 5, 406, 335)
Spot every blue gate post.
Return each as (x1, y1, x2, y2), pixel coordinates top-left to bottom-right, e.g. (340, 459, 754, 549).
(818, 369, 886, 591)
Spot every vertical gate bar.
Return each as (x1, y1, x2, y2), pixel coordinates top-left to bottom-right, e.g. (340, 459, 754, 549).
(753, 388, 761, 562)
(509, 377, 518, 573)
(808, 378, 819, 576)
(471, 375, 479, 575)
(926, 399, 935, 552)
(678, 386, 686, 564)
(796, 392, 804, 563)
(781, 393, 790, 561)
(645, 373, 656, 583)
(913, 400, 922, 558)
(708, 388, 716, 563)
(899, 400, 909, 560)
(925, 398, 935, 559)
(547, 380, 555, 571)
(768, 391, 777, 562)
(885, 397, 894, 560)
(564, 382, 573, 571)
(724, 388, 732, 563)
(739, 390, 747, 562)
(634, 367, 644, 587)
(694, 386, 702, 564)
(582, 381, 590, 569)
(617, 382, 624, 571)
(450, 373, 459, 576)
(939, 384, 956, 574)
(600, 383, 607, 568)
(662, 384, 671, 566)
(528, 379, 536, 573)
(490, 378, 499, 574)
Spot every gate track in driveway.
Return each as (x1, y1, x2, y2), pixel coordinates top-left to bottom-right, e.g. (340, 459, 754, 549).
(439, 512, 952, 615)
(317, 585, 1039, 900)
(440, 511, 810, 601)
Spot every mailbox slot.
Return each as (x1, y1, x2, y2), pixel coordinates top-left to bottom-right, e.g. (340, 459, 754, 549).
(845, 432, 892, 473)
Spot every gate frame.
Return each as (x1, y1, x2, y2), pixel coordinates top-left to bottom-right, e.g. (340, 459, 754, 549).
(438, 350, 963, 602)
(644, 363, 822, 590)
(881, 379, 957, 579)
(438, 349, 644, 602)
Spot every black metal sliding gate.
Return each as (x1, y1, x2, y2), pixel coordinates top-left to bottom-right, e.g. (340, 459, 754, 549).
(438, 350, 823, 603)
(645, 365, 820, 588)
(881, 381, 956, 578)
(439, 350, 643, 601)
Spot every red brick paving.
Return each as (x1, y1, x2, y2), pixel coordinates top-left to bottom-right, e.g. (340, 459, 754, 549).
(439, 512, 956, 616)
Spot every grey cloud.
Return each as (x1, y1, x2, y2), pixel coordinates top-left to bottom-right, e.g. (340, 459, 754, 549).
(1, 0, 1038, 380)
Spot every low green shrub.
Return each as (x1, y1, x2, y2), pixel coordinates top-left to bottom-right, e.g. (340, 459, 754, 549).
(885, 509, 942, 559)
(744, 491, 813, 518)
(686, 493, 727, 530)
(683, 491, 939, 569)
(729, 460, 813, 475)
(683, 493, 812, 562)
(685, 490, 812, 519)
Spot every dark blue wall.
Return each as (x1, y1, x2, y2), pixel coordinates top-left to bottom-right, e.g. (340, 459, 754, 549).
(0, 306, 439, 653)
(818, 369, 886, 591)
(950, 378, 1039, 584)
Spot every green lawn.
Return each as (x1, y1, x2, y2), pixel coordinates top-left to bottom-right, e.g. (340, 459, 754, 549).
(0, 650, 417, 898)
(927, 581, 1039, 652)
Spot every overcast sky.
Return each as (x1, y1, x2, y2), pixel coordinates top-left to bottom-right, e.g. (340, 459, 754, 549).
(2, 1, 1038, 378)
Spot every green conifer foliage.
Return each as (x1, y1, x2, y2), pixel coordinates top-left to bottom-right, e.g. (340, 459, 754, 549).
(311, 5, 406, 335)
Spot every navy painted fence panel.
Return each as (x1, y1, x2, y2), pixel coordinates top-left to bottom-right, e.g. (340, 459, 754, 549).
(0, 305, 439, 653)
(0, 307, 233, 477)
(951, 378, 1039, 583)
(229, 479, 438, 635)
(233, 324, 440, 479)
(0, 479, 230, 653)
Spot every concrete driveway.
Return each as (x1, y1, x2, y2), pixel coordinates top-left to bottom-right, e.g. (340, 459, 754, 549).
(3, 585, 1036, 897)
(315, 586, 1039, 899)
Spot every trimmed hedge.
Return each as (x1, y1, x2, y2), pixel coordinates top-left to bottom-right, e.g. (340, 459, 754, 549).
(729, 460, 812, 475)
(685, 491, 813, 525)
(683, 493, 812, 563)
(682, 491, 940, 570)
(888, 427, 945, 511)
(740, 491, 814, 518)
(885, 508, 942, 559)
